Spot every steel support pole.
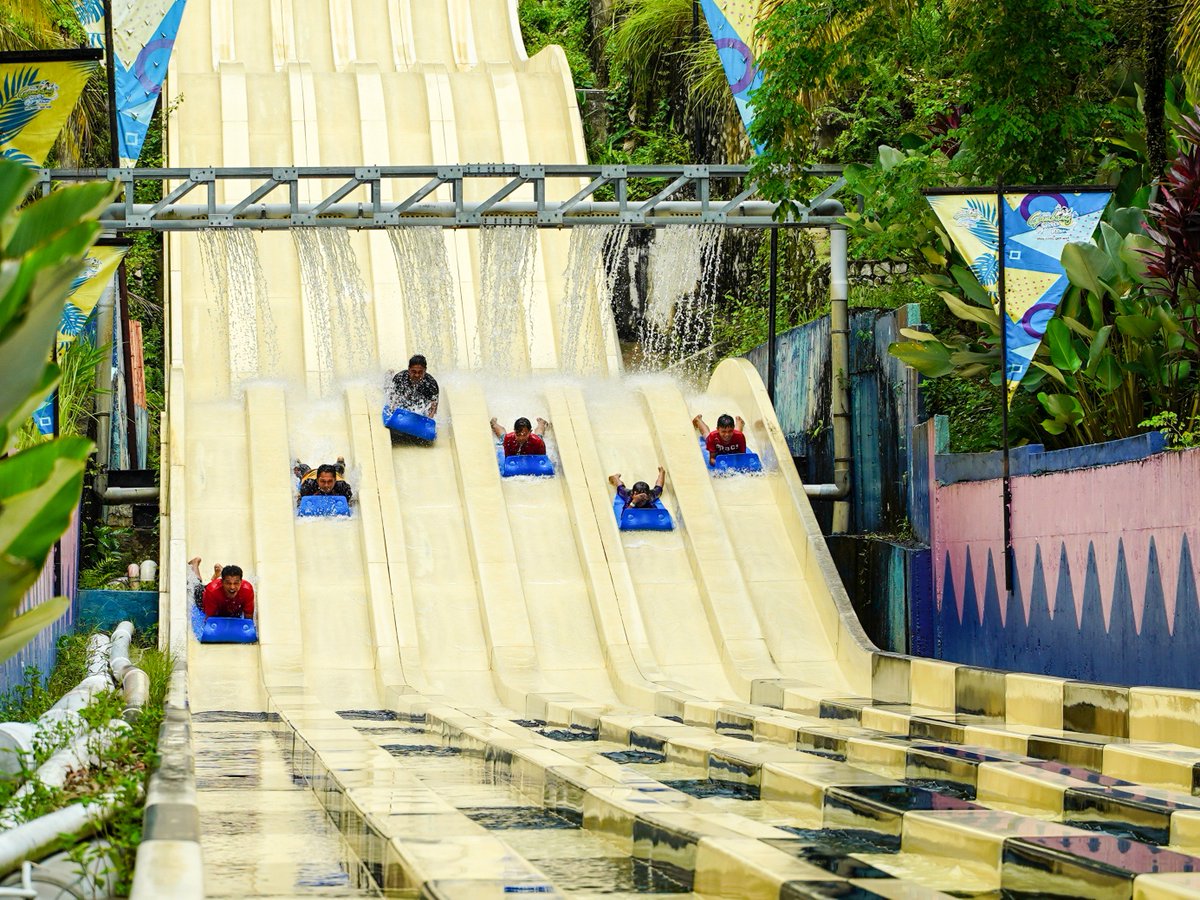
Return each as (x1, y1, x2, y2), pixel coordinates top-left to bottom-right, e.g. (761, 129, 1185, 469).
(829, 225, 852, 530)
(767, 228, 778, 403)
(997, 185, 1014, 594)
(103, 1, 119, 168)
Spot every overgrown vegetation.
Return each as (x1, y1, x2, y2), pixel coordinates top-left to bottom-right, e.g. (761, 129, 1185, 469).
(0, 158, 116, 663)
(0, 629, 169, 895)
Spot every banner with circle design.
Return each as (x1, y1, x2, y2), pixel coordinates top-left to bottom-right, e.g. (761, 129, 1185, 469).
(927, 190, 1111, 403)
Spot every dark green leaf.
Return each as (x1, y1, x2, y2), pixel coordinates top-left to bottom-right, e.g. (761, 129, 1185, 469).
(950, 265, 991, 307)
(1093, 355, 1123, 393)
(1045, 317, 1081, 372)
(1084, 324, 1113, 374)
(889, 340, 955, 377)
(1062, 242, 1113, 298)
(0, 455, 88, 564)
(1115, 314, 1159, 340)
(3, 182, 115, 259)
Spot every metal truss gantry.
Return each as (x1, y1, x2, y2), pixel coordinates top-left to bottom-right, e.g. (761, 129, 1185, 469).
(39, 164, 846, 231)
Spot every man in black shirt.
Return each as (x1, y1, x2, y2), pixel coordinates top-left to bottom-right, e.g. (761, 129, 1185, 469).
(298, 463, 353, 504)
(388, 354, 439, 417)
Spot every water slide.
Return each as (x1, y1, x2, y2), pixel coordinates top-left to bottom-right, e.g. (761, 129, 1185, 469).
(157, 2, 1200, 898)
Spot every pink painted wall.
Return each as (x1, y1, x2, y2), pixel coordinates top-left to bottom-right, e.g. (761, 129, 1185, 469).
(0, 513, 80, 693)
(934, 447, 1200, 632)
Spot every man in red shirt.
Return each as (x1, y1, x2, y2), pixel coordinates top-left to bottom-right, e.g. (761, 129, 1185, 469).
(693, 413, 747, 466)
(189, 557, 255, 619)
(490, 416, 550, 456)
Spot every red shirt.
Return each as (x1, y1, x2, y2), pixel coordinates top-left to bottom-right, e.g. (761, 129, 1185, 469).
(202, 579, 255, 618)
(706, 430, 747, 457)
(502, 433, 546, 457)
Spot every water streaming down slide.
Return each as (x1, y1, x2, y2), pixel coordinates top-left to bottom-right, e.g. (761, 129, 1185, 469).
(164, 0, 873, 897)
(154, 1, 1185, 900)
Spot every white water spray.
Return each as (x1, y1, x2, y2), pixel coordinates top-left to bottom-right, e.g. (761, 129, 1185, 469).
(198, 229, 279, 388)
(636, 225, 725, 379)
(559, 225, 629, 376)
(385, 227, 459, 370)
(292, 229, 376, 392)
(476, 226, 537, 375)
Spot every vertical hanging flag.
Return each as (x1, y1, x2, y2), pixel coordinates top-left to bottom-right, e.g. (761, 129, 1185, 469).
(927, 190, 1111, 402)
(32, 245, 128, 436)
(0, 50, 103, 167)
(698, 0, 764, 153)
(75, 0, 189, 168)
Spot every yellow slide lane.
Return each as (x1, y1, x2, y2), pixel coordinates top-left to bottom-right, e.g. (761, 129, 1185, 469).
(165, 0, 876, 890)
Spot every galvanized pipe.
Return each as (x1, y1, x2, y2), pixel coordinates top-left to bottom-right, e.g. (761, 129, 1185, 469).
(802, 214, 853, 515)
(94, 199, 840, 230)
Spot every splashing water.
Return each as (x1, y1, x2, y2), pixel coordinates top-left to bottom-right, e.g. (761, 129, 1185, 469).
(292, 229, 376, 391)
(559, 225, 629, 376)
(636, 225, 725, 380)
(198, 229, 279, 389)
(476, 226, 537, 375)
(385, 227, 458, 370)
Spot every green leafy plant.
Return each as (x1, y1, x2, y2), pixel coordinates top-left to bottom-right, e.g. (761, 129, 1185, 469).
(0, 157, 116, 663)
(1140, 411, 1199, 447)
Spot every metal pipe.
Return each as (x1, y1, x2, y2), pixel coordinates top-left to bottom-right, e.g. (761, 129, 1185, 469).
(96, 199, 839, 226)
(997, 181, 1014, 595)
(93, 283, 115, 504)
(117, 262, 138, 463)
(94, 486, 159, 503)
(801, 212, 853, 515)
(103, 1, 118, 169)
(767, 228, 778, 402)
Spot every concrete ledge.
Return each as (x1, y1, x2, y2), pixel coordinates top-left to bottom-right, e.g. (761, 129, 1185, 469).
(936, 431, 1166, 485)
(130, 656, 201, 895)
(128, 839, 203, 900)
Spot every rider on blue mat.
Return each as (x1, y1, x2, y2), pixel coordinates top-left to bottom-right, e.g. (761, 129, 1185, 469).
(189, 557, 255, 619)
(610, 467, 665, 509)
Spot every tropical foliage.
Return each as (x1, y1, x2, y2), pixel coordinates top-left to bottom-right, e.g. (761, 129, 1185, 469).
(887, 110, 1200, 448)
(0, 156, 115, 663)
(0, 0, 104, 166)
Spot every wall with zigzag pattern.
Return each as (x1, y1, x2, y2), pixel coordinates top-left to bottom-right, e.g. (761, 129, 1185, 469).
(916, 436, 1200, 688)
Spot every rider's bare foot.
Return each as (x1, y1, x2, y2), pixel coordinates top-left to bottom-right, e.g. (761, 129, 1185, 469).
(188, 556, 202, 568)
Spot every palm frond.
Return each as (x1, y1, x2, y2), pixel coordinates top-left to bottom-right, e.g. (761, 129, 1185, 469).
(607, 0, 694, 105)
(0, 66, 46, 147)
(1178, 0, 1200, 97)
(0, 1, 102, 165)
(75, 0, 103, 27)
(0, 0, 83, 52)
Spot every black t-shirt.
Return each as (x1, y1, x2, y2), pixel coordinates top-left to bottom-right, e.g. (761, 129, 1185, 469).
(390, 372, 439, 413)
(300, 479, 353, 503)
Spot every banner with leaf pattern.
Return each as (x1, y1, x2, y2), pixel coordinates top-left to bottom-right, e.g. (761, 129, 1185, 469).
(0, 52, 102, 167)
(75, 0, 189, 168)
(32, 245, 128, 435)
(927, 191, 1111, 403)
(698, 0, 764, 153)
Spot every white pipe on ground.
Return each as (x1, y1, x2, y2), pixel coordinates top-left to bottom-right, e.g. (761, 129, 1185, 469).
(120, 669, 149, 723)
(84, 635, 110, 680)
(0, 638, 115, 780)
(0, 722, 131, 830)
(0, 799, 117, 879)
(108, 623, 134, 683)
